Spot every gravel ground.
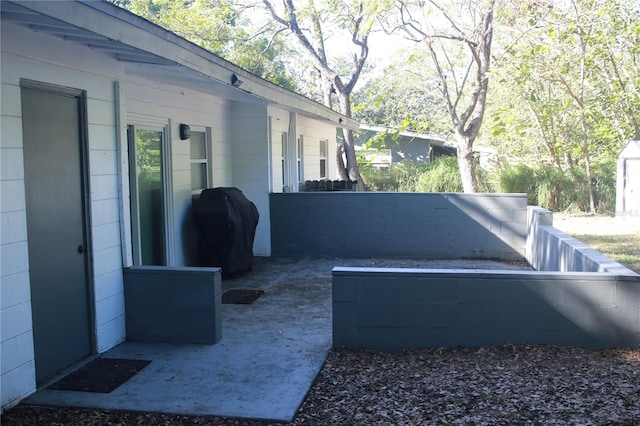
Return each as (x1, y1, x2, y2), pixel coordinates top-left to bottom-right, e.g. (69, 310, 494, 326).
(3, 215, 640, 425)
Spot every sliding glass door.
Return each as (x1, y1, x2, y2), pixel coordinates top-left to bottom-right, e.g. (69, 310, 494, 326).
(129, 126, 167, 266)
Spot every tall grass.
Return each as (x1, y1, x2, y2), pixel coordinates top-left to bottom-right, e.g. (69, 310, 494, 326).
(360, 158, 616, 214)
(415, 157, 463, 192)
(360, 156, 493, 193)
(495, 162, 616, 213)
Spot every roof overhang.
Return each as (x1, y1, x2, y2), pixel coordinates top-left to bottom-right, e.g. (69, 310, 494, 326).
(1, 0, 359, 130)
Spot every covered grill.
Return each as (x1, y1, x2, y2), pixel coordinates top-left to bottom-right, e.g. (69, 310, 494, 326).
(192, 187, 259, 275)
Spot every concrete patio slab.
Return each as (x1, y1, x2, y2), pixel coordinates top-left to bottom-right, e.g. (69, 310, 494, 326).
(25, 257, 530, 422)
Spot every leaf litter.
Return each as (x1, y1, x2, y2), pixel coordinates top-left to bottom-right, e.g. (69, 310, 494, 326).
(4, 345, 640, 425)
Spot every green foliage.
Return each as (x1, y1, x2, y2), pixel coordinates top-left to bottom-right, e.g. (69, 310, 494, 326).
(497, 164, 537, 204)
(488, 0, 640, 180)
(578, 162, 617, 214)
(359, 162, 431, 192)
(415, 157, 463, 193)
(359, 156, 495, 193)
(352, 52, 450, 133)
(535, 165, 574, 212)
(495, 162, 616, 214)
(135, 130, 163, 190)
(115, 0, 299, 90)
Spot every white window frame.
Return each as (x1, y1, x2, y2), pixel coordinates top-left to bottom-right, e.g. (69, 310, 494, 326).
(189, 127, 212, 197)
(281, 131, 289, 191)
(297, 135, 304, 185)
(127, 121, 175, 266)
(320, 139, 328, 179)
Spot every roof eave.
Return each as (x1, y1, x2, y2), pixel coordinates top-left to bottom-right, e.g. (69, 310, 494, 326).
(5, 0, 357, 129)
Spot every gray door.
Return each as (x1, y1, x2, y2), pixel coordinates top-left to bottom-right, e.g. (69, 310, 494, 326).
(21, 84, 92, 382)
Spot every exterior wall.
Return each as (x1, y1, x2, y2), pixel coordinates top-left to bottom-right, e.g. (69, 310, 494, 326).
(1, 9, 349, 409)
(231, 101, 271, 256)
(267, 107, 289, 194)
(266, 108, 339, 194)
(270, 192, 527, 260)
(1, 23, 126, 407)
(392, 138, 430, 164)
(616, 140, 640, 219)
(122, 77, 234, 265)
(332, 268, 640, 350)
(296, 115, 338, 181)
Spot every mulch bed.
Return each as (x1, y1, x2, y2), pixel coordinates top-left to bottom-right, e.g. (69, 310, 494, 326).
(3, 345, 640, 425)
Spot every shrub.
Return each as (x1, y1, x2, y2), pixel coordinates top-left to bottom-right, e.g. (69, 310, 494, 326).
(359, 162, 431, 192)
(494, 162, 616, 213)
(361, 156, 495, 193)
(496, 164, 537, 204)
(415, 156, 463, 192)
(535, 165, 574, 211)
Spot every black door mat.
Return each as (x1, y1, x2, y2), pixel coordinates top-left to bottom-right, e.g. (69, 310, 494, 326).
(222, 289, 264, 304)
(48, 357, 151, 393)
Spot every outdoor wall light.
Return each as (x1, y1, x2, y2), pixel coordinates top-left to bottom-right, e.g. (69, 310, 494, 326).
(180, 123, 191, 140)
(231, 73, 243, 87)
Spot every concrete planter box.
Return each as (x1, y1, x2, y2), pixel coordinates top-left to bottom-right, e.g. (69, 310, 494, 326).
(332, 267, 640, 350)
(123, 266, 222, 344)
(332, 207, 640, 350)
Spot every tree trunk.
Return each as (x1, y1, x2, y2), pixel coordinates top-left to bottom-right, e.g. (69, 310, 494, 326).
(335, 136, 348, 180)
(337, 90, 360, 182)
(579, 112, 596, 212)
(455, 131, 479, 193)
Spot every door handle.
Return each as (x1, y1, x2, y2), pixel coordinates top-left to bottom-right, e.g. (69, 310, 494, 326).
(77, 245, 85, 254)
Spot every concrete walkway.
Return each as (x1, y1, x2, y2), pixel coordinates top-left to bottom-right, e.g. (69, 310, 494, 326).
(25, 257, 529, 422)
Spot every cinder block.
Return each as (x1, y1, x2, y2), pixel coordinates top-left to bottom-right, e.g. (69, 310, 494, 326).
(563, 279, 617, 309)
(359, 277, 399, 302)
(270, 193, 528, 258)
(124, 266, 222, 344)
(332, 301, 357, 326)
(359, 326, 407, 350)
(332, 280, 358, 301)
(332, 325, 360, 348)
(354, 303, 383, 327)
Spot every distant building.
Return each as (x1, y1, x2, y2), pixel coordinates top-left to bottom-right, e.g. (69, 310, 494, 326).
(616, 140, 640, 219)
(354, 125, 455, 168)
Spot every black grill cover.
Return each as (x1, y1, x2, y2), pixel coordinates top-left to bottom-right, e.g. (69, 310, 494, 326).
(192, 187, 259, 275)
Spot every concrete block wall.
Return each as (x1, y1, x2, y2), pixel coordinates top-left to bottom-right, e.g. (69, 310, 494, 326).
(333, 268, 640, 350)
(527, 207, 638, 276)
(332, 207, 640, 350)
(123, 266, 222, 344)
(270, 192, 527, 260)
